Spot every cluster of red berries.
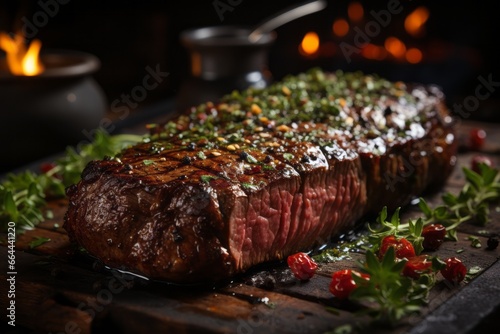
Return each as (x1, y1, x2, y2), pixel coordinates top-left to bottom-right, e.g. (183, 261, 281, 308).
(287, 224, 467, 300)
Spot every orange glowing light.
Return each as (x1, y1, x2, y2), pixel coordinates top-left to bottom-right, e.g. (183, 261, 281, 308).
(384, 37, 406, 59)
(300, 32, 320, 55)
(348, 2, 364, 22)
(361, 44, 387, 60)
(332, 19, 349, 37)
(406, 48, 423, 64)
(404, 7, 429, 37)
(0, 32, 44, 76)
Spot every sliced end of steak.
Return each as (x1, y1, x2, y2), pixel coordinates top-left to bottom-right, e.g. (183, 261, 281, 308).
(64, 70, 457, 283)
(225, 142, 366, 272)
(65, 157, 235, 282)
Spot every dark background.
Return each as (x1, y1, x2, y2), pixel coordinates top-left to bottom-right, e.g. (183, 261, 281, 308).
(1, 0, 499, 171)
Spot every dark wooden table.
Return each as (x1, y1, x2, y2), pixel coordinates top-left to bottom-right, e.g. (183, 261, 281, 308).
(1, 117, 499, 334)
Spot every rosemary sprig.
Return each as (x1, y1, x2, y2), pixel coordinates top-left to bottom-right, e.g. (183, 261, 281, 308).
(350, 248, 443, 326)
(430, 165, 500, 231)
(367, 164, 500, 253)
(51, 131, 144, 187)
(0, 172, 57, 232)
(0, 129, 143, 233)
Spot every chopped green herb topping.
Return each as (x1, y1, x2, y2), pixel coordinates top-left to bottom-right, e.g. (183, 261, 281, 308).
(468, 235, 482, 248)
(29, 237, 51, 249)
(241, 182, 259, 191)
(45, 210, 54, 219)
(246, 154, 258, 164)
(200, 175, 217, 183)
(467, 266, 482, 275)
(262, 164, 275, 171)
(150, 68, 426, 156)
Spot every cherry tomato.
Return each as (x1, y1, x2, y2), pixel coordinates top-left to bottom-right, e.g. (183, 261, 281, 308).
(378, 236, 416, 259)
(469, 128, 486, 150)
(440, 257, 467, 284)
(422, 224, 446, 251)
(471, 155, 493, 174)
(329, 269, 370, 300)
(287, 252, 318, 280)
(403, 255, 433, 279)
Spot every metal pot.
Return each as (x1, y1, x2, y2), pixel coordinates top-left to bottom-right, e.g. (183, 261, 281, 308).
(0, 51, 107, 172)
(178, 26, 276, 110)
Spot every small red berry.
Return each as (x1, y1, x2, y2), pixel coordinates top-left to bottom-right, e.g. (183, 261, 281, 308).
(403, 255, 433, 279)
(422, 224, 446, 251)
(379, 236, 416, 259)
(287, 252, 318, 280)
(471, 155, 493, 174)
(40, 162, 57, 174)
(486, 237, 499, 250)
(440, 257, 467, 284)
(329, 269, 370, 300)
(469, 128, 486, 151)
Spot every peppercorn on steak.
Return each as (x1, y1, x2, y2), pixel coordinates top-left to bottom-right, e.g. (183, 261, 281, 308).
(64, 69, 457, 283)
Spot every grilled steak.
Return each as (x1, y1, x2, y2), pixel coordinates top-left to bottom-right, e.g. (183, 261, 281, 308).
(64, 70, 457, 283)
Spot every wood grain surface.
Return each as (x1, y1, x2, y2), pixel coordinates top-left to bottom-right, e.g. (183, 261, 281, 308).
(1, 120, 499, 334)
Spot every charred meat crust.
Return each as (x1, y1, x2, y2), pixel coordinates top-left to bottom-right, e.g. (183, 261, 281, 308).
(64, 70, 457, 283)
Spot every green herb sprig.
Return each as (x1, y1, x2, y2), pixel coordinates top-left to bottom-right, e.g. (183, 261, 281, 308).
(432, 165, 500, 230)
(0, 172, 58, 232)
(367, 164, 500, 254)
(350, 248, 443, 326)
(52, 131, 144, 187)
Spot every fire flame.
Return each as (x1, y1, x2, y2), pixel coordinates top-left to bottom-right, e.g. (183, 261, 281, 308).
(348, 2, 364, 22)
(361, 44, 387, 61)
(297, 3, 427, 65)
(0, 33, 44, 76)
(405, 7, 430, 37)
(406, 48, 423, 64)
(300, 32, 320, 55)
(384, 37, 406, 59)
(332, 19, 349, 37)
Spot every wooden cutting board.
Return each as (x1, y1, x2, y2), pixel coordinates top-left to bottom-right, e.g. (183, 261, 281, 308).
(1, 121, 500, 334)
